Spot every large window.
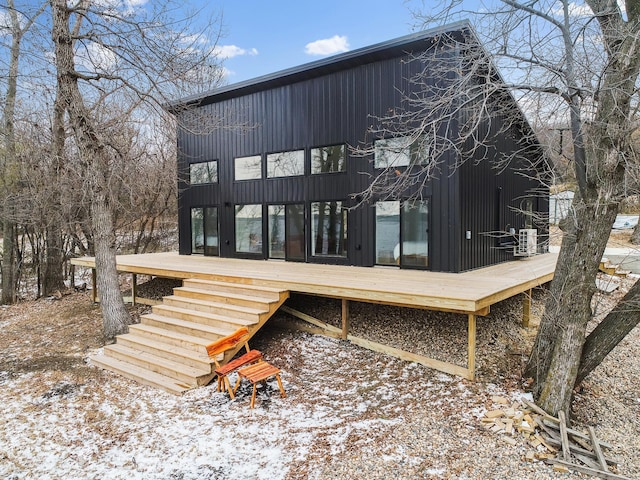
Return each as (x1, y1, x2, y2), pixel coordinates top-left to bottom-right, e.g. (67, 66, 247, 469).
(235, 204, 263, 254)
(191, 208, 204, 254)
(267, 150, 305, 177)
(269, 204, 305, 261)
(190, 207, 219, 255)
(374, 135, 427, 168)
(402, 201, 429, 267)
(375, 200, 429, 268)
(311, 201, 347, 257)
(204, 207, 219, 256)
(375, 201, 400, 265)
(189, 160, 218, 184)
(235, 155, 262, 180)
(311, 145, 346, 174)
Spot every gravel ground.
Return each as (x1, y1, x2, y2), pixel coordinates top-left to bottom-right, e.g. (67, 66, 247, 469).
(0, 275, 638, 479)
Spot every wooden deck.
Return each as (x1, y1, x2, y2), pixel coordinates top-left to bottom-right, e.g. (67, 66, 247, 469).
(73, 252, 557, 382)
(74, 252, 556, 314)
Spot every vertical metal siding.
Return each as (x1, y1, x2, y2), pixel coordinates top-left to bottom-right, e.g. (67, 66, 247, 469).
(176, 45, 542, 272)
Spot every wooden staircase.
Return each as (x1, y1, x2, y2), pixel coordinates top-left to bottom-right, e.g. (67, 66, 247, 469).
(91, 279, 289, 394)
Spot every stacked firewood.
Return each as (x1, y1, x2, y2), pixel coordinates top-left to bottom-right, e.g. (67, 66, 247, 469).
(481, 397, 630, 479)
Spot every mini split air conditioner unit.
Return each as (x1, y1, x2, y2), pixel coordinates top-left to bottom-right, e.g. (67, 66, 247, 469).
(514, 229, 538, 257)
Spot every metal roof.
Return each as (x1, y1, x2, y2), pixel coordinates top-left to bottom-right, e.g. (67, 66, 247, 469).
(167, 20, 472, 110)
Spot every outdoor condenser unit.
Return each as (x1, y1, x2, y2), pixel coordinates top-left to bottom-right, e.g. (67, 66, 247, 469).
(514, 229, 538, 257)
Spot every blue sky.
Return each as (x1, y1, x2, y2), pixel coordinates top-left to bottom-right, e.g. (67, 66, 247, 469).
(210, 0, 420, 84)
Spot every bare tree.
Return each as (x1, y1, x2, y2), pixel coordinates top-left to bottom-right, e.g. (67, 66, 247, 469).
(0, 1, 46, 303)
(50, 0, 223, 338)
(362, 0, 640, 416)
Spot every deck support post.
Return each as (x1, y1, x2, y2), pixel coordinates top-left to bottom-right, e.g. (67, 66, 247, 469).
(522, 289, 532, 328)
(467, 313, 476, 380)
(131, 273, 137, 306)
(341, 299, 350, 340)
(91, 268, 97, 303)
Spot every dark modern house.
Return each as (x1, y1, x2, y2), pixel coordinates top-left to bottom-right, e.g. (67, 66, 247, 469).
(170, 21, 548, 273)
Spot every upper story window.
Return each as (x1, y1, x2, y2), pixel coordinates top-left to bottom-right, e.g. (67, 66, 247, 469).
(235, 155, 262, 180)
(267, 149, 304, 178)
(311, 144, 346, 174)
(374, 135, 427, 169)
(189, 160, 218, 184)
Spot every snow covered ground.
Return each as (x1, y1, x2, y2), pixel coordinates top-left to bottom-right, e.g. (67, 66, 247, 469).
(1, 291, 638, 479)
(1, 332, 479, 480)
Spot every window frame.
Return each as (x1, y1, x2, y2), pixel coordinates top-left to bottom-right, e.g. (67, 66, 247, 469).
(374, 135, 428, 169)
(266, 149, 305, 178)
(234, 203, 264, 257)
(234, 154, 263, 181)
(189, 160, 218, 185)
(310, 200, 348, 259)
(310, 144, 347, 175)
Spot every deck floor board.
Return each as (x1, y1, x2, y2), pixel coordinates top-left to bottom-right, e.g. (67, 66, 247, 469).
(73, 252, 557, 315)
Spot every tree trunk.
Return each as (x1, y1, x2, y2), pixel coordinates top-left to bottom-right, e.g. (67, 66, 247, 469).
(525, 193, 619, 416)
(52, 0, 130, 339)
(575, 277, 640, 385)
(92, 190, 130, 339)
(630, 222, 640, 245)
(1, 220, 18, 304)
(43, 226, 66, 295)
(1, 1, 22, 305)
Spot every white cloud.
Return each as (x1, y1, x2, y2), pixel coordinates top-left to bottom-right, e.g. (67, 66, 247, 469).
(75, 41, 118, 74)
(305, 35, 350, 56)
(0, 9, 27, 34)
(92, 0, 148, 17)
(213, 45, 259, 59)
(550, 0, 627, 16)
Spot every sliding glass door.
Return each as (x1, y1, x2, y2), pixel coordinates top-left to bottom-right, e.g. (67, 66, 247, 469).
(375, 200, 429, 268)
(268, 204, 305, 261)
(191, 207, 219, 256)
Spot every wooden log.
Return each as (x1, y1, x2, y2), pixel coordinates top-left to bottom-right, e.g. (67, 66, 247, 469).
(538, 434, 618, 465)
(544, 459, 632, 480)
(558, 411, 571, 462)
(540, 418, 614, 450)
(588, 426, 609, 472)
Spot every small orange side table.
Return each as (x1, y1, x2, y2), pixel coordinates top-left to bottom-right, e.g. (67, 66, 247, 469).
(237, 362, 286, 408)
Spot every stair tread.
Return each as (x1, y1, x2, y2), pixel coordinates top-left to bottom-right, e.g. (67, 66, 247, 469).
(174, 286, 276, 304)
(184, 278, 287, 294)
(163, 295, 268, 314)
(91, 354, 193, 394)
(141, 312, 238, 336)
(152, 305, 258, 326)
(105, 343, 211, 377)
(129, 323, 213, 347)
(117, 333, 212, 363)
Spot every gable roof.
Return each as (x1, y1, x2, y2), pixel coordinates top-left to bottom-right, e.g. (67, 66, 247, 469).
(167, 20, 472, 111)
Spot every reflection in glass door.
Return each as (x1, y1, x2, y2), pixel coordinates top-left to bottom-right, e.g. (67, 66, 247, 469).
(375, 200, 429, 268)
(235, 204, 263, 254)
(191, 208, 204, 254)
(268, 204, 305, 261)
(191, 207, 219, 256)
(375, 201, 400, 265)
(204, 207, 219, 255)
(401, 201, 429, 267)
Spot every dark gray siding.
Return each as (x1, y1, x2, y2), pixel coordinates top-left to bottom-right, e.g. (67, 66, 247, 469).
(177, 50, 462, 270)
(458, 114, 549, 272)
(175, 33, 546, 272)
